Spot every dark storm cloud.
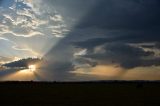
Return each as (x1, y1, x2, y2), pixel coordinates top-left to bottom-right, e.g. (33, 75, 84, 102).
(82, 43, 159, 68)
(72, 32, 160, 68)
(70, 0, 160, 69)
(72, 30, 160, 50)
(77, 0, 160, 30)
(46, 0, 97, 18)
(155, 43, 160, 49)
(43, 0, 160, 79)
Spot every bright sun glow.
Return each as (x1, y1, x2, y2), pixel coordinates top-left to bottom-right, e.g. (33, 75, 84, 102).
(28, 65, 36, 71)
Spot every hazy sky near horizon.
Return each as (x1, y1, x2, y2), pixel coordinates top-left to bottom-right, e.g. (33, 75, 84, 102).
(0, 0, 160, 81)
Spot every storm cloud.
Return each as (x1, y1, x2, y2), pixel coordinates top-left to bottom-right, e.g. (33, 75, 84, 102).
(43, 0, 160, 80)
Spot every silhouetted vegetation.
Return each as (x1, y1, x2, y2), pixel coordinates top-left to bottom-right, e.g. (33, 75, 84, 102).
(2, 58, 42, 68)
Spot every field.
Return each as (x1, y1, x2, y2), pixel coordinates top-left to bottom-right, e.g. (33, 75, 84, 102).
(0, 81, 160, 106)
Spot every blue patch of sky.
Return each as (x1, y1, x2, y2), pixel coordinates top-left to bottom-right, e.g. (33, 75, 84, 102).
(0, 0, 15, 8)
(0, 0, 31, 10)
(15, 1, 31, 10)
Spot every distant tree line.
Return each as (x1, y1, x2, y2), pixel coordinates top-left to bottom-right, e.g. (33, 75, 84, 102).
(3, 58, 43, 68)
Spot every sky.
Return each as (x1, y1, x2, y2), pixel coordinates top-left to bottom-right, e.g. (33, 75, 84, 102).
(0, 0, 160, 81)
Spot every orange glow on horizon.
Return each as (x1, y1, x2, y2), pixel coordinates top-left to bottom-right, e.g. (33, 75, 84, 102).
(71, 65, 124, 77)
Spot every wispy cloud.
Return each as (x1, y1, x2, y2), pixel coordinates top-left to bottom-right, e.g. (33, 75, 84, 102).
(0, 0, 70, 61)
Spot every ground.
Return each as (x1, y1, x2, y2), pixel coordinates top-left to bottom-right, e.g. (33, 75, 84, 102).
(0, 81, 160, 106)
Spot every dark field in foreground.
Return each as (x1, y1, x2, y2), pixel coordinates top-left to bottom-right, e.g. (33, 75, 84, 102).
(0, 81, 160, 106)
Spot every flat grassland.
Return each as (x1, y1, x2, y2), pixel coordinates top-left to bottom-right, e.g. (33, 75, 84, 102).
(0, 81, 160, 106)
